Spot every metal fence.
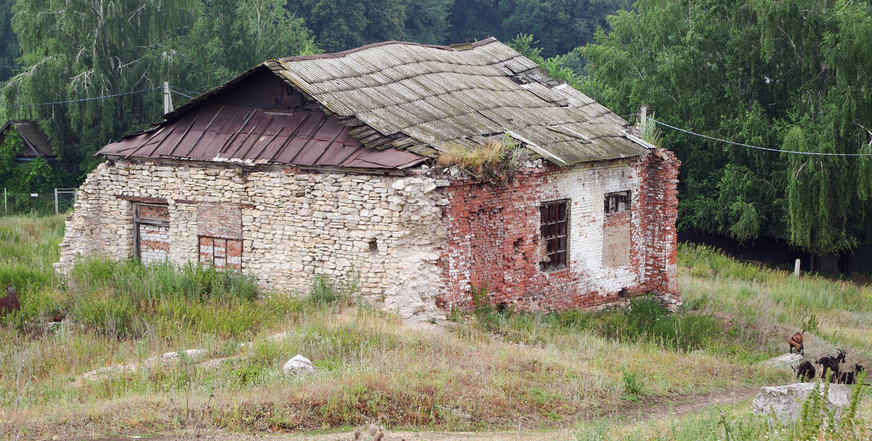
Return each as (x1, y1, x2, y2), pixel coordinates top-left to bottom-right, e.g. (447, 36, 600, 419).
(2, 188, 78, 216)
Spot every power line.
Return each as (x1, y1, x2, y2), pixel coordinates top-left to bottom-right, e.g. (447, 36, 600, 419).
(627, 113, 872, 157)
(168, 85, 201, 96)
(0, 87, 161, 109)
(169, 89, 196, 100)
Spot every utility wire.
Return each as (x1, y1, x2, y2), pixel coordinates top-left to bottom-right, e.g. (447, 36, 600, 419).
(625, 113, 872, 157)
(0, 87, 161, 109)
(169, 89, 196, 100)
(168, 85, 201, 96)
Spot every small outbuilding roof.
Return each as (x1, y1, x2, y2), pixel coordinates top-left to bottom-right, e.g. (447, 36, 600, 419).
(99, 38, 651, 169)
(0, 120, 55, 159)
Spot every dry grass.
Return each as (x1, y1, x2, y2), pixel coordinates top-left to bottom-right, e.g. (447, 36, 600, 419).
(3, 218, 872, 440)
(436, 138, 525, 181)
(0, 306, 788, 439)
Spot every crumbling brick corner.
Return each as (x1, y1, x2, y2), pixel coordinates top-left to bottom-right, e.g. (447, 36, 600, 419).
(636, 149, 681, 310)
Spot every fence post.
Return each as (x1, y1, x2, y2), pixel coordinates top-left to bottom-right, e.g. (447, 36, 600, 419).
(3, 188, 5, 215)
(54, 188, 59, 215)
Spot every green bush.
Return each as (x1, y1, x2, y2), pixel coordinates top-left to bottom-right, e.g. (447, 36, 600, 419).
(592, 296, 720, 352)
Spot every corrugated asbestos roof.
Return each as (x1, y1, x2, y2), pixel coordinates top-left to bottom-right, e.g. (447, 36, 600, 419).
(99, 104, 423, 169)
(98, 38, 650, 168)
(273, 38, 650, 165)
(0, 120, 54, 158)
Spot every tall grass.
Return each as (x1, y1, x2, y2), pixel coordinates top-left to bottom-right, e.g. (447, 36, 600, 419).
(679, 243, 872, 359)
(4, 216, 869, 439)
(466, 294, 725, 354)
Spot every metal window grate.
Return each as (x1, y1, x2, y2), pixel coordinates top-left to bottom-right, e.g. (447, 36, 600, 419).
(540, 199, 568, 271)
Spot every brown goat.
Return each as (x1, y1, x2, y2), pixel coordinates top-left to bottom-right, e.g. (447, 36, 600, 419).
(788, 330, 805, 354)
(0, 285, 19, 315)
(793, 361, 816, 382)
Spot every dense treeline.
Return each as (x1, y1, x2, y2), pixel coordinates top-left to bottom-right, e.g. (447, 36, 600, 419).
(584, 0, 872, 256)
(0, 0, 629, 182)
(3, 0, 872, 256)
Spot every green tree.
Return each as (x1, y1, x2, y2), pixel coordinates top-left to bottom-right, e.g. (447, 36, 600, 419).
(585, 0, 872, 255)
(289, 0, 405, 52)
(2, 0, 317, 181)
(404, 0, 453, 44)
(447, 0, 504, 45)
(3, 0, 200, 177)
(179, 0, 318, 89)
(500, 0, 631, 57)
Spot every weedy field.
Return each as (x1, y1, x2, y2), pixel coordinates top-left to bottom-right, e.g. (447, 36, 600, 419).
(0, 215, 870, 440)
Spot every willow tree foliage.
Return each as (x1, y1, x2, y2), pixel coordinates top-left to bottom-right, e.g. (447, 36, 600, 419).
(0, 0, 18, 84)
(3, 0, 200, 174)
(179, 0, 318, 89)
(585, 0, 872, 255)
(404, 0, 453, 44)
(2, 0, 316, 181)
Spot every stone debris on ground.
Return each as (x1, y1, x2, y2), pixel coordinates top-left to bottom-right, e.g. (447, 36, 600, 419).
(74, 348, 208, 386)
(752, 382, 850, 422)
(761, 353, 803, 368)
(283, 354, 317, 375)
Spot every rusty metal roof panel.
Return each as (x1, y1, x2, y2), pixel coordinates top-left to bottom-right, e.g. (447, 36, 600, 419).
(103, 39, 647, 168)
(98, 104, 424, 169)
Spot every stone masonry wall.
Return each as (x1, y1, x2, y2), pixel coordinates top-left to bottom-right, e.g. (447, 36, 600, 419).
(58, 149, 679, 319)
(57, 159, 449, 320)
(439, 151, 680, 312)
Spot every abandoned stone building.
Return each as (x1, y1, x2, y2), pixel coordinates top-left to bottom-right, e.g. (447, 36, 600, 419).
(57, 38, 680, 320)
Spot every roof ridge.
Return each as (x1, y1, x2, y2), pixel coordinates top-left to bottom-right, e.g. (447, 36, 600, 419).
(279, 37, 499, 63)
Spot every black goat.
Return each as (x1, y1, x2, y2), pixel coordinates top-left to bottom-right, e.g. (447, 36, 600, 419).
(817, 349, 847, 381)
(793, 361, 816, 382)
(837, 364, 865, 385)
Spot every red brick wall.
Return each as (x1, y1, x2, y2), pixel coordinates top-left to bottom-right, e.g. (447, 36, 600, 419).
(635, 150, 681, 297)
(438, 150, 680, 312)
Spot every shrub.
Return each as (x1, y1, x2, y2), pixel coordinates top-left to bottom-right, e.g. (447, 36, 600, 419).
(620, 364, 645, 401)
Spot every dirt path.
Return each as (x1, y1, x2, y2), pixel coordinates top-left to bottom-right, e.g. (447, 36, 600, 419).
(123, 385, 761, 441)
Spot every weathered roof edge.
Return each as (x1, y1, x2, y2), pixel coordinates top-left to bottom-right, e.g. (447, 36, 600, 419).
(0, 119, 55, 158)
(105, 38, 653, 168)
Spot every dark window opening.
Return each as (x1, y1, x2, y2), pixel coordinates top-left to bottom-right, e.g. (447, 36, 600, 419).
(199, 236, 243, 271)
(368, 239, 379, 256)
(540, 199, 569, 271)
(605, 191, 631, 214)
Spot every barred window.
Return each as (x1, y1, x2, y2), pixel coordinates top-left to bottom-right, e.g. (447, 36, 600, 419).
(540, 199, 568, 271)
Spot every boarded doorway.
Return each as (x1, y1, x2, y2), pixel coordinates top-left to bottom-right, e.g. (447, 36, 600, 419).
(133, 203, 170, 264)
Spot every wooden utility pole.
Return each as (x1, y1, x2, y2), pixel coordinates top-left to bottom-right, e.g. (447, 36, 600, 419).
(163, 82, 174, 115)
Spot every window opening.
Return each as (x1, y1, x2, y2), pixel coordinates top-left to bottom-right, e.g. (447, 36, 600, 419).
(198, 236, 243, 271)
(133, 203, 170, 263)
(604, 191, 631, 214)
(540, 199, 568, 271)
